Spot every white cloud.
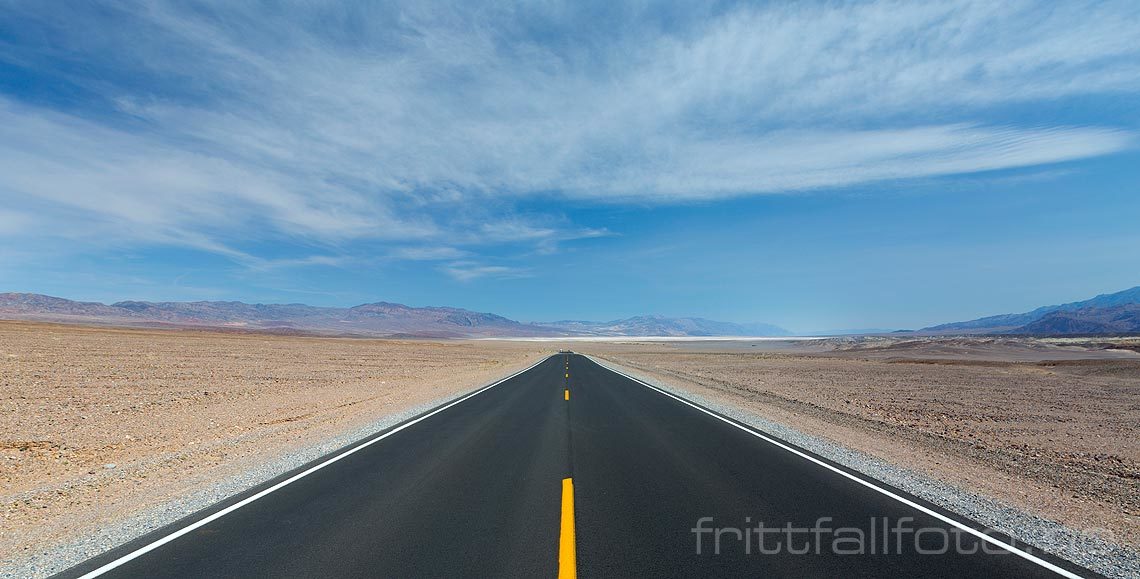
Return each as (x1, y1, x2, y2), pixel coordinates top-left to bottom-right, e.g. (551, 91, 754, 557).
(0, 99, 434, 254)
(566, 124, 1132, 200)
(0, 208, 32, 235)
(0, 0, 1137, 260)
(440, 262, 530, 282)
(469, 220, 610, 245)
(244, 255, 353, 271)
(391, 246, 468, 261)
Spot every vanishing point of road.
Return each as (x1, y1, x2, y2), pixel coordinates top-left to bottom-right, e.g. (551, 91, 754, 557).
(58, 354, 1100, 578)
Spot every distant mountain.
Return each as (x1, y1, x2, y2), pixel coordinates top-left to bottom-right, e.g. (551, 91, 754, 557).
(0, 293, 789, 338)
(0, 293, 130, 319)
(923, 286, 1140, 335)
(536, 315, 790, 337)
(800, 328, 896, 336)
(1011, 304, 1140, 335)
(0, 293, 552, 338)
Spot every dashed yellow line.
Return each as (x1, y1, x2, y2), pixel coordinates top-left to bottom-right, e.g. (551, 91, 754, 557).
(564, 389, 569, 400)
(558, 478, 576, 579)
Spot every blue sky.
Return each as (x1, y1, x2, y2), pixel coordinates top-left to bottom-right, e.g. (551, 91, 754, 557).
(1, 0, 1139, 332)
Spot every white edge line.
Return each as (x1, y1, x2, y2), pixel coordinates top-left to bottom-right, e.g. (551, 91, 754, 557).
(584, 355, 1085, 579)
(74, 355, 553, 579)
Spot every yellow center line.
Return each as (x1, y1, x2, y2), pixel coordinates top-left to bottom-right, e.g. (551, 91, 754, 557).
(564, 389, 569, 400)
(558, 478, 576, 579)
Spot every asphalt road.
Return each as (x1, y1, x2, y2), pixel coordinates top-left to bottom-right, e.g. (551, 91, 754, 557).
(59, 354, 1099, 578)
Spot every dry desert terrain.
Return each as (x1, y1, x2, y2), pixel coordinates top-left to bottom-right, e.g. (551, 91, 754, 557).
(0, 321, 545, 574)
(577, 337, 1140, 550)
(4, 322, 1139, 575)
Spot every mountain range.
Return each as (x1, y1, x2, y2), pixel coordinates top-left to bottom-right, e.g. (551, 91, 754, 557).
(921, 286, 1140, 335)
(8, 286, 1139, 338)
(534, 316, 789, 337)
(0, 293, 790, 338)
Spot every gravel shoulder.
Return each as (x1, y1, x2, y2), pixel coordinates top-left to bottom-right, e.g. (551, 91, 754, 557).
(577, 342, 1140, 579)
(0, 321, 547, 578)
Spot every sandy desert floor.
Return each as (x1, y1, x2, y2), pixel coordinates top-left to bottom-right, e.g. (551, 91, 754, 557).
(0, 321, 545, 572)
(4, 323, 1138, 572)
(575, 337, 1140, 549)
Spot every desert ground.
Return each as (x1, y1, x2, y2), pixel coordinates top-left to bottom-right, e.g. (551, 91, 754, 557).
(0, 321, 545, 574)
(4, 323, 1139, 575)
(574, 337, 1140, 550)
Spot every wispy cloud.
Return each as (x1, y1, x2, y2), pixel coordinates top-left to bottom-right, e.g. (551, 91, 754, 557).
(468, 220, 612, 252)
(391, 246, 468, 261)
(0, 208, 32, 235)
(440, 262, 530, 282)
(244, 255, 354, 272)
(0, 100, 431, 275)
(0, 0, 1137, 265)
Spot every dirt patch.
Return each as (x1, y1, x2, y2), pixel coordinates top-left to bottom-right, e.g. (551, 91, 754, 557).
(0, 321, 546, 571)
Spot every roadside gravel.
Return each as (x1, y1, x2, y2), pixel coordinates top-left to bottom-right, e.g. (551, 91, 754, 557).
(5, 356, 546, 579)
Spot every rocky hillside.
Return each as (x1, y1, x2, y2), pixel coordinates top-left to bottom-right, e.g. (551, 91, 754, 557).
(923, 286, 1140, 335)
(1012, 304, 1140, 335)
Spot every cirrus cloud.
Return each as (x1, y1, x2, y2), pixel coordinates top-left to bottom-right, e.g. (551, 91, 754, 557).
(0, 0, 1137, 266)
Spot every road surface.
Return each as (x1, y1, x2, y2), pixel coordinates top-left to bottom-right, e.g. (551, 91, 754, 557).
(59, 354, 1099, 578)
